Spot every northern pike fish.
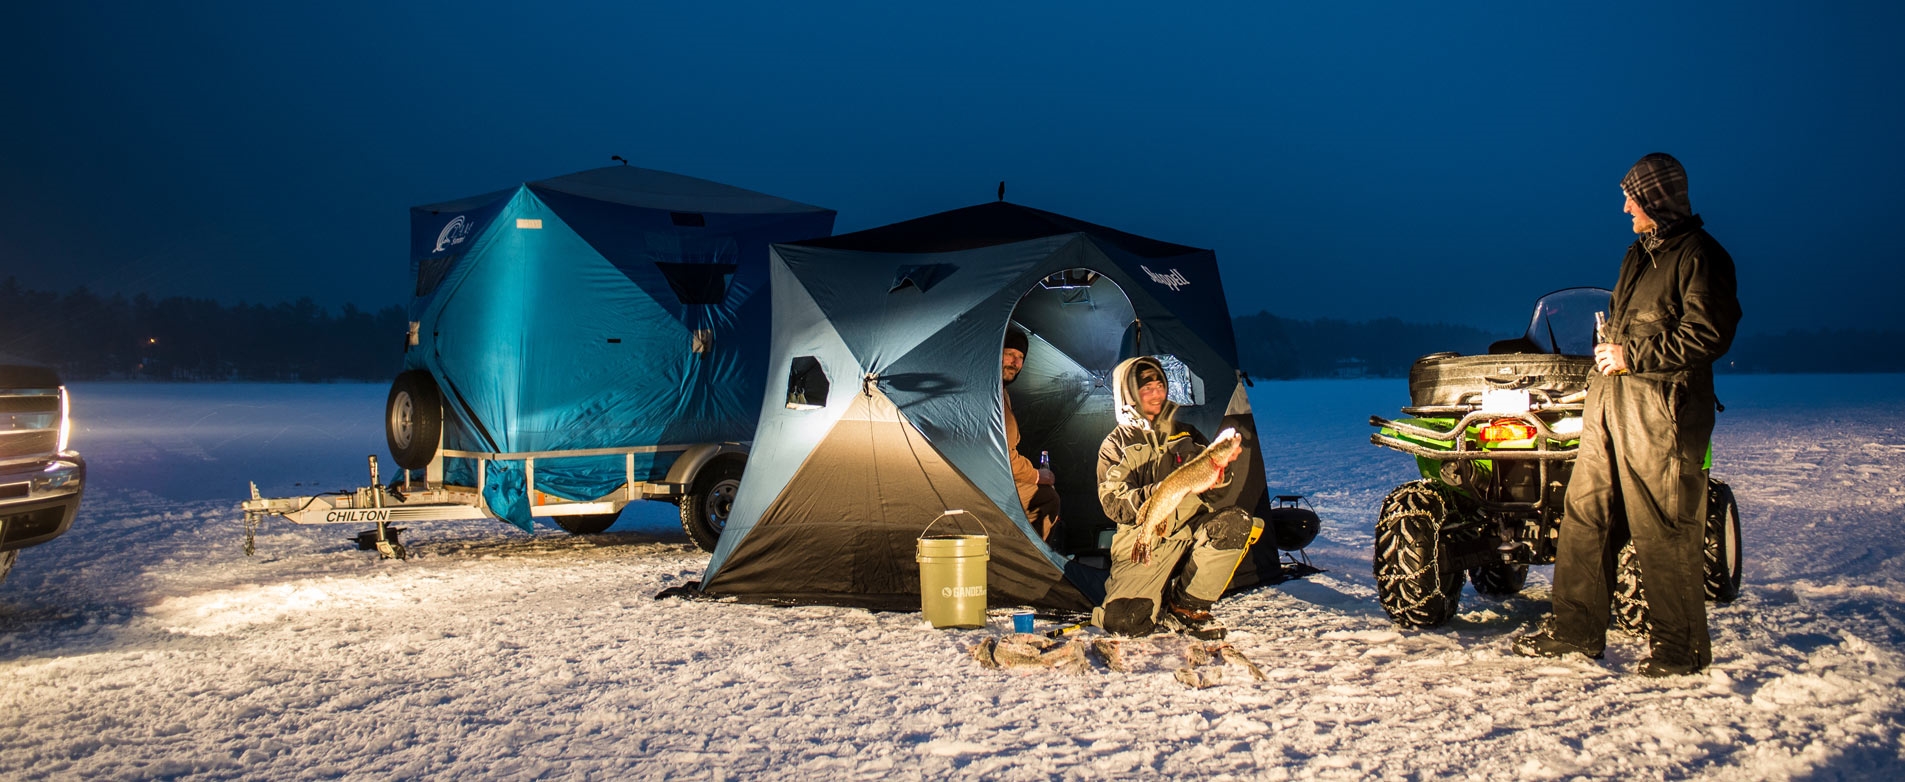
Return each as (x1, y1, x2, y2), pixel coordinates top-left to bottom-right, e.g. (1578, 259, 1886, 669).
(1130, 428, 1243, 563)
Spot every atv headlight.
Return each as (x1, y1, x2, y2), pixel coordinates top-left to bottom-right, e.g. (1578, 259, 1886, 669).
(1549, 417, 1583, 436)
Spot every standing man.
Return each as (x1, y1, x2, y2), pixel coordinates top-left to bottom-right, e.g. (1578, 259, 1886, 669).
(1003, 328, 1060, 540)
(1515, 153, 1742, 677)
(1094, 356, 1259, 640)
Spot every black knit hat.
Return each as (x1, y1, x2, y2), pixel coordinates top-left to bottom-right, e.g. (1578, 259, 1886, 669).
(1002, 328, 1029, 355)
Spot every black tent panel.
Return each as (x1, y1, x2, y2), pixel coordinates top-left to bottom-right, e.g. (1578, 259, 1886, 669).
(794, 201, 1198, 258)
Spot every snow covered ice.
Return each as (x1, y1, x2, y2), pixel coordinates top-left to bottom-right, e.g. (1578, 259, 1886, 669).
(2, 377, 1901, 780)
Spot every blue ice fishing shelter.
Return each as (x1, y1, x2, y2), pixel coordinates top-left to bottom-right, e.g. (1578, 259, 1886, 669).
(403, 165, 835, 528)
(698, 201, 1272, 611)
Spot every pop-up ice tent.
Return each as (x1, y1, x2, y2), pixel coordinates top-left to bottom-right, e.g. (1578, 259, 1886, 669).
(697, 201, 1275, 611)
(403, 165, 836, 529)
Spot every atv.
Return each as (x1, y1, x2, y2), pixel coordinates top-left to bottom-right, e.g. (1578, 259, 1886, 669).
(1366, 287, 1743, 631)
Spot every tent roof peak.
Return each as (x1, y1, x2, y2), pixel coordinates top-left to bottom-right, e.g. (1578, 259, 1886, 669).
(792, 201, 1205, 258)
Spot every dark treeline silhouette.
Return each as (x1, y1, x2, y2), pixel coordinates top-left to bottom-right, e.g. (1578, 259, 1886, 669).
(1232, 309, 1905, 379)
(0, 278, 406, 381)
(5, 280, 1901, 381)
(1233, 311, 1496, 379)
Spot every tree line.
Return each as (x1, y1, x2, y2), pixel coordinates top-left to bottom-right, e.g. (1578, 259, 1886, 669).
(1230, 310, 1905, 378)
(3, 279, 1898, 381)
(0, 278, 406, 381)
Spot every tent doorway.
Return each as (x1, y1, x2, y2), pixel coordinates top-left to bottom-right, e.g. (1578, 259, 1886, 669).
(1006, 268, 1139, 561)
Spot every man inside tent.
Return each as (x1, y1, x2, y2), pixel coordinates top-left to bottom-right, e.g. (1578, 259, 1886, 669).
(1002, 328, 1061, 540)
(1093, 356, 1260, 640)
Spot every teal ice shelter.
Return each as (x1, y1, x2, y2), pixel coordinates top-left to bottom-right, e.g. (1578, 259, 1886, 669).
(697, 201, 1277, 611)
(397, 165, 836, 532)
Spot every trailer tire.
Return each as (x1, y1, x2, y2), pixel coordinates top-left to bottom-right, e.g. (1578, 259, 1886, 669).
(1373, 481, 1463, 628)
(555, 513, 620, 535)
(680, 457, 744, 553)
(386, 371, 443, 471)
(1705, 479, 1743, 603)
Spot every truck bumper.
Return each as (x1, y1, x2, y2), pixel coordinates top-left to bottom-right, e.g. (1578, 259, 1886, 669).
(0, 455, 85, 552)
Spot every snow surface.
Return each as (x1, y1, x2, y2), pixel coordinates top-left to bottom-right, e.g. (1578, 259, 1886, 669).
(3, 377, 1902, 780)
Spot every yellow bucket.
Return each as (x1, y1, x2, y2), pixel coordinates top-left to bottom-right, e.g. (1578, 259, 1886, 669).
(917, 510, 989, 629)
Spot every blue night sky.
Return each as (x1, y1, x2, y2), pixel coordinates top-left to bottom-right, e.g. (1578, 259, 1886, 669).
(4, 2, 1900, 335)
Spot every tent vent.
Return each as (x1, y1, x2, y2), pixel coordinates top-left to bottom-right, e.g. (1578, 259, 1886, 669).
(891, 263, 955, 293)
(414, 254, 460, 297)
(670, 212, 707, 227)
(654, 262, 738, 305)
(786, 356, 829, 410)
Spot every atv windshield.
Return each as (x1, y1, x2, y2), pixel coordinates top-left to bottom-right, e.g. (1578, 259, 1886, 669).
(1522, 287, 1611, 357)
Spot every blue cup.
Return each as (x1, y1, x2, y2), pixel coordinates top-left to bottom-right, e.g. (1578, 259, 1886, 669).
(1012, 610, 1034, 634)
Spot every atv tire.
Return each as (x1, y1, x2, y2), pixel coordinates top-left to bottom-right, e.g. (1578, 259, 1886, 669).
(386, 370, 443, 471)
(1705, 479, 1743, 602)
(554, 513, 620, 535)
(1611, 541, 1649, 635)
(1374, 481, 1464, 628)
(1469, 562, 1530, 597)
(679, 457, 744, 553)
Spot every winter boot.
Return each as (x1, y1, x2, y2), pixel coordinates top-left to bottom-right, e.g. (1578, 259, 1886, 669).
(1168, 604, 1227, 641)
(1511, 631, 1604, 660)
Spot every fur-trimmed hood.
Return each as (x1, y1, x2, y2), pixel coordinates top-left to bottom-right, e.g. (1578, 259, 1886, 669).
(1110, 356, 1177, 432)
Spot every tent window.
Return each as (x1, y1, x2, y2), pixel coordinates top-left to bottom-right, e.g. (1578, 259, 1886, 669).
(786, 356, 829, 410)
(1154, 354, 1205, 407)
(654, 262, 738, 305)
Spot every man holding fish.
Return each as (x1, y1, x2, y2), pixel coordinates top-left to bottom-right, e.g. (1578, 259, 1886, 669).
(1093, 356, 1262, 640)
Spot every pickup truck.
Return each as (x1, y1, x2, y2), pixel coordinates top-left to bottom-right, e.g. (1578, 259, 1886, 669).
(0, 357, 84, 586)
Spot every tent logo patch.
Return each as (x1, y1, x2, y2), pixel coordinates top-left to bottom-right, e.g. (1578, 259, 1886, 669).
(1141, 265, 1191, 291)
(434, 215, 473, 253)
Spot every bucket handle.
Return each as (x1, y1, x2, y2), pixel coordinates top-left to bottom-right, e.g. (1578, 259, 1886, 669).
(920, 509, 990, 540)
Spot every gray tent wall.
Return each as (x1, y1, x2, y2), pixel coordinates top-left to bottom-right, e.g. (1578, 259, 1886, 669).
(699, 202, 1270, 611)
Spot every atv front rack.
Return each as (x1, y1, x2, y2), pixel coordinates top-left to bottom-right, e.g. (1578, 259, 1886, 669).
(1368, 402, 1584, 462)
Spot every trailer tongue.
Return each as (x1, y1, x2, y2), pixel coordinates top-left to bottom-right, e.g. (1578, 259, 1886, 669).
(242, 442, 720, 559)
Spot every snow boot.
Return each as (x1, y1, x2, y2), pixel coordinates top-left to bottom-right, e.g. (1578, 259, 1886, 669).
(1511, 631, 1604, 660)
(1168, 604, 1227, 641)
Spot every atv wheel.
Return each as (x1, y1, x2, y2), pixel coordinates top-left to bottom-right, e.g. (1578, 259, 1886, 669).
(1611, 541, 1649, 635)
(1374, 481, 1464, 628)
(679, 457, 744, 553)
(554, 513, 620, 535)
(1469, 562, 1530, 597)
(386, 370, 443, 471)
(1705, 479, 1743, 603)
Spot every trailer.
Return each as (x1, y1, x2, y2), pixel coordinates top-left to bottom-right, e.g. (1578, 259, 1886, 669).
(243, 164, 833, 556)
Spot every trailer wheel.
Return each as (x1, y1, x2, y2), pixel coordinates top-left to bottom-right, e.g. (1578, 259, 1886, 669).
(1611, 541, 1649, 635)
(1373, 481, 1463, 628)
(386, 371, 443, 470)
(1705, 479, 1743, 603)
(0, 550, 16, 587)
(555, 513, 620, 535)
(679, 457, 744, 553)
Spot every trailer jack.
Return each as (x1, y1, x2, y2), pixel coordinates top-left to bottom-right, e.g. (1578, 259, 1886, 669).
(352, 526, 408, 560)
